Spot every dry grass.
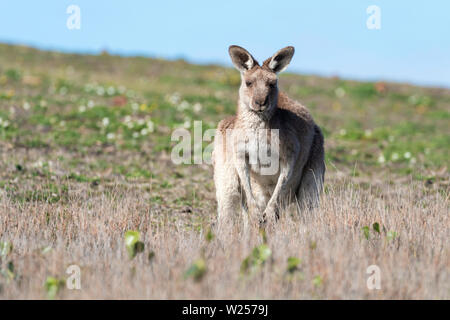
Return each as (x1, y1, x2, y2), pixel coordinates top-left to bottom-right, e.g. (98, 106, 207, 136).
(0, 173, 448, 299)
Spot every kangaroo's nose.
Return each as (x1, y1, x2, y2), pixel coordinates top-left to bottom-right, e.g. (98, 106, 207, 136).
(255, 96, 268, 107)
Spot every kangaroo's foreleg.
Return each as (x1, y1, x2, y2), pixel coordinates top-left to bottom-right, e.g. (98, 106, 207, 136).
(233, 135, 262, 222)
(263, 144, 300, 223)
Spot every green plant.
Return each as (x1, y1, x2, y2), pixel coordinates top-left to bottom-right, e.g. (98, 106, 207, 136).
(184, 258, 206, 281)
(205, 229, 214, 243)
(0, 261, 15, 282)
(373, 222, 381, 234)
(41, 246, 52, 255)
(5, 68, 21, 81)
(386, 231, 398, 241)
(148, 251, 155, 262)
(44, 276, 65, 299)
(240, 244, 272, 275)
(0, 241, 13, 258)
(287, 257, 301, 273)
(124, 230, 145, 259)
(313, 275, 323, 287)
(362, 226, 370, 240)
(362, 223, 398, 243)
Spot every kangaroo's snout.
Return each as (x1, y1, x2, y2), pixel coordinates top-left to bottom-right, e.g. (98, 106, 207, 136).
(252, 99, 268, 112)
(254, 96, 268, 110)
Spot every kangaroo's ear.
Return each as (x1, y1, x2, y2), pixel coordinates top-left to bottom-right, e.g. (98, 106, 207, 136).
(228, 45, 258, 72)
(263, 46, 295, 73)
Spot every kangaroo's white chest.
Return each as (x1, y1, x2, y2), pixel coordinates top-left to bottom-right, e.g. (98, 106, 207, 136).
(244, 129, 281, 179)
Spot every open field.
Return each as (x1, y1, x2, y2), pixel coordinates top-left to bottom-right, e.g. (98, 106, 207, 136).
(0, 43, 448, 299)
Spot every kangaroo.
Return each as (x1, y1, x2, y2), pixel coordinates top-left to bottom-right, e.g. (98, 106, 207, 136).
(213, 45, 325, 230)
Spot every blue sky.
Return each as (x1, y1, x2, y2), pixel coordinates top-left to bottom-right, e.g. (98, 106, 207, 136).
(1, 0, 449, 87)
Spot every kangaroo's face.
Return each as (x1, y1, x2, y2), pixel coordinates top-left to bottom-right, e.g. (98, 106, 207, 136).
(241, 67, 278, 113)
(229, 45, 295, 116)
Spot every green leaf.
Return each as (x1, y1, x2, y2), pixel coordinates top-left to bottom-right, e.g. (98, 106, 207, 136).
(386, 231, 398, 241)
(0, 241, 13, 258)
(44, 276, 65, 300)
(125, 230, 145, 259)
(240, 257, 251, 274)
(240, 244, 272, 275)
(259, 229, 268, 244)
(205, 229, 214, 242)
(362, 226, 370, 240)
(184, 258, 206, 281)
(41, 246, 52, 255)
(7, 261, 14, 274)
(135, 241, 145, 253)
(125, 230, 140, 248)
(148, 251, 155, 262)
(313, 275, 323, 287)
(253, 244, 271, 262)
(1, 261, 15, 281)
(287, 257, 301, 273)
(372, 222, 380, 234)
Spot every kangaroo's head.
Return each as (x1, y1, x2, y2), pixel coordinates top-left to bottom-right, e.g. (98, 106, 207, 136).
(228, 45, 294, 117)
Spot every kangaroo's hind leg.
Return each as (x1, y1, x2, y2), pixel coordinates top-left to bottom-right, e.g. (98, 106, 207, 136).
(213, 146, 241, 231)
(297, 127, 325, 211)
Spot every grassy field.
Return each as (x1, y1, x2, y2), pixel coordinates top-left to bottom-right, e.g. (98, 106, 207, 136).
(0, 43, 448, 299)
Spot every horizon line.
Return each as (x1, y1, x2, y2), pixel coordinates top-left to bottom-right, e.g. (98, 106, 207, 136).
(2, 39, 449, 90)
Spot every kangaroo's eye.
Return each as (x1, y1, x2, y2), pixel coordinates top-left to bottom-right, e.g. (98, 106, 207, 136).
(245, 81, 253, 87)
